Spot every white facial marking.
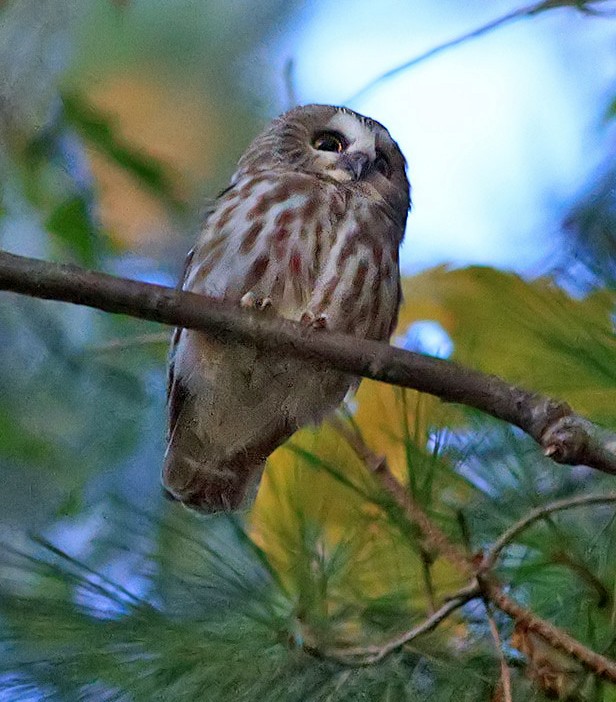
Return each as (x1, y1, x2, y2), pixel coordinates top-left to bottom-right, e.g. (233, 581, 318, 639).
(327, 113, 376, 159)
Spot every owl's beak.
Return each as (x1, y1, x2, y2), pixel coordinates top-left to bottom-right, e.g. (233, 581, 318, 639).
(340, 152, 371, 181)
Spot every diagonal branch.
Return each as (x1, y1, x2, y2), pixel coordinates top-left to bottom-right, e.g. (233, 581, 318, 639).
(482, 578, 616, 684)
(310, 583, 480, 666)
(0, 249, 615, 475)
(332, 422, 616, 684)
(329, 414, 472, 573)
(483, 493, 616, 571)
(346, 0, 611, 104)
(484, 601, 513, 702)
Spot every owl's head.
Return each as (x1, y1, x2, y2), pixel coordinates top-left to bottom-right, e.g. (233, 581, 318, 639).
(234, 104, 411, 224)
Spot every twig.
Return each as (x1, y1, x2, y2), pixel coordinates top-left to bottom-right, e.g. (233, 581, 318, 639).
(0, 250, 615, 475)
(329, 419, 616, 683)
(483, 493, 616, 570)
(485, 603, 513, 702)
(315, 583, 480, 666)
(483, 578, 616, 684)
(346, 0, 610, 104)
(283, 58, 299, 110)
(328, 415, 471, 573)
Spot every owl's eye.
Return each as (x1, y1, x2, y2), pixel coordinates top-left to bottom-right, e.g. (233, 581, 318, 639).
(374, 150, 391, 178)
(312, 131, 347, 153)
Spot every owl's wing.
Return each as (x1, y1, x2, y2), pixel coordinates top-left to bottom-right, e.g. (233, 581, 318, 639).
(166, 184, 233, 443)
(166, 245, 195, 445)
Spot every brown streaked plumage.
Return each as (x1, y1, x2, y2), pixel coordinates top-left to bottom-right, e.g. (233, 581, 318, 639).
(164, 104, 411, 513)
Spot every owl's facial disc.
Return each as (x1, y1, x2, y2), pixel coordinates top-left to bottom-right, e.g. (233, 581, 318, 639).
(310, 112, 382, 184)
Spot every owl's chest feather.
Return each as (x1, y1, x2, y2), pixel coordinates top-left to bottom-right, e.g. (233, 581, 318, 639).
(186, 174, 347, 315)
(184, 173, 400, 340)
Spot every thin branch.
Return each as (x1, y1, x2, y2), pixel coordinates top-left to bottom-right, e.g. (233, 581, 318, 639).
(346, 0, 610, 104)
(329, 414, 471, 573)
(483, 578, 616, 684)
(313, 583, 480, 666)
(374, 459, 474, 573)
(485, 602, 513, 702)
(483, 493, 616, 570)
(1, 250, 615, 475)
(330, 419, 616, 683)
(283, 57, 299, 110)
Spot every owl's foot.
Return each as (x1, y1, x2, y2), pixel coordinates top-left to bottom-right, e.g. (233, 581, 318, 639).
(300, 310, 329, 330)
(241, 291, 274, 312)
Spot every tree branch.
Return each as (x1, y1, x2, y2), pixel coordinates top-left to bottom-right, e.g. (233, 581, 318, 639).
(1, 250, 615, 475)
(311, 583, 480, 666)
(484, 601, 513, 702)
(328, 414, 473, 573)
(330, 418, 616, 684)
(483, 493, 616, 571)
(482, 579, 616, 684)
(346, 0, 611, 104)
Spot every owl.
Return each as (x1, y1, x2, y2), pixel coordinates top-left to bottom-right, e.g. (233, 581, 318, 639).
(164, 104, 410, 512)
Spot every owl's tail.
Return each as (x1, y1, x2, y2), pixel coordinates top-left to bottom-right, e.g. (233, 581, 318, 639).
(163, 435, 266, 513)
(162, 418, 294, 513)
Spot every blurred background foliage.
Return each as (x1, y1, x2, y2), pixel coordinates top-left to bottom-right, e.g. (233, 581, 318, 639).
(1, 0, 616, 700)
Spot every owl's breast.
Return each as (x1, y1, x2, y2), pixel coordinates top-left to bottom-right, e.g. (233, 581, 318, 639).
(184, 173, 347, 321)
(304, 188, 403, 342)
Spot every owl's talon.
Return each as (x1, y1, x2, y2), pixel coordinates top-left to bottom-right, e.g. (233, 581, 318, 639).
(241, 292, 274, 312)
(300, 311, 329, 330)
(240, 292, 257, 308)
